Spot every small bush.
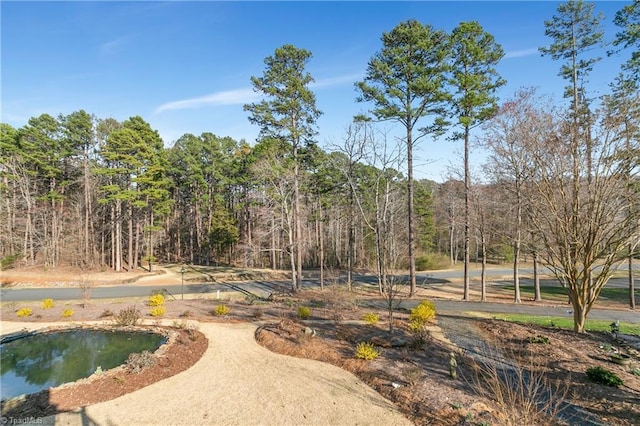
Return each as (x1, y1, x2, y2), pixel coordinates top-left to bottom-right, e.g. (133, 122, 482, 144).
(586, 366, 623, 387)
(126, 351, 156, 373)
(100, 309, 114, 318)
(150, 306, 166, 317)
(408, 300, 436, 347)
(362, 312, 379, 324)
(1, 253, 21, 270)
(297, 306, 311, 319)
(252, 308, 264, 320)
(61, 308, 74, 318)
(113, 306, 141, 326)
(41, 298, 54, 309)
(148, 293, 165, 307)
(415, 253, 450, 271)
(213, 304, 230, 316)
(355, 342, 380, 360)
(403, 366, 423, 386)
(528, 335, 550, 344)
(16, 307, 32, 318)
(172, 320, 188, 329)
(409, 300, 436, 327)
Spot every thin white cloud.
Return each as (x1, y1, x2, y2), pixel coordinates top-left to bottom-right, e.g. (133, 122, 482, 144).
(99, 37, 128, 57)
(504, 47, 539, 59)
(154, 88, 259, 114)
(154, 72, 362, 114)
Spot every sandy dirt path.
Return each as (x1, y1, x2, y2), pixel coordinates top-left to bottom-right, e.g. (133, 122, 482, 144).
(2, 321, 412, 426)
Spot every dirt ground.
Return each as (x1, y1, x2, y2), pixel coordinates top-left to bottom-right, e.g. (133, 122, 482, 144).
(1, 267, 639, 425)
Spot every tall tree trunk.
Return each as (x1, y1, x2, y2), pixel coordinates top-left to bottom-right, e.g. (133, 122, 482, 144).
(288, 218, 297, 293)
(449, 223, 455, 265)
(294, 151, 302, 292)
(319, 203, 325, 291)
(514, 184, 522, 303)
(630, 244, 636, 310)
(481, 233, 487, 302)
(115, 200, 122, 272)
(463, 126, 470, 301)
(127, 203, 133, 271)
(533, 251, 542, 302)
(407, 128, 416, 296)
(270, 216, 276, 270)
(134, 219, 140, 271)
(347, 185, 354, 291)
(83, 148, 92, 267)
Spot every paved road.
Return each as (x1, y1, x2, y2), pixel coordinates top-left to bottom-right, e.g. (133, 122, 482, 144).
(2, 274, 638, 323)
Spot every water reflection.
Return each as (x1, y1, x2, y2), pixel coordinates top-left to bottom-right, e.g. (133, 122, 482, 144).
(0, 329, 164, 399)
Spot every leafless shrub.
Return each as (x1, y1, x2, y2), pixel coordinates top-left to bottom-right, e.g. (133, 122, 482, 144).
(112, 306, 141, 326)
(465, 349, 569, 426)
(79, 275, 94, 308)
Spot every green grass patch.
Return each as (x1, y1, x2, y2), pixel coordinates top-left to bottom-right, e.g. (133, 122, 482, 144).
(466, 312, 640, 335)
(502, 285, 634, 304)
(501, 285, 567, 302)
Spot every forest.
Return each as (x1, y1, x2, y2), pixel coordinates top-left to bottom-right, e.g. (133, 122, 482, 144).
(1, 1, 638, 331)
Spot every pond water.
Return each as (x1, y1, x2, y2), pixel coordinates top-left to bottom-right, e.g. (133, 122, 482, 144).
(0, 328, 165, 399)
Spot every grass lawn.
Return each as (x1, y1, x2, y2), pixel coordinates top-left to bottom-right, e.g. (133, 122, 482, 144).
(502, 284, 638, 305)
(465, 311, 640, 335)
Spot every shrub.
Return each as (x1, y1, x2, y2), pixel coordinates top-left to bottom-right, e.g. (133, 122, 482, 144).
(100, 309, 114, 318)
(41, 298, 55, 309)
(16, 307, 32, 317)
(61, 308, 74, 318)
(415, 253, 450, 271)
(1, 253, 21, 270)
(80, 279, 94, 308)
(528, 335, 550, 344)
(409, 300, 436, 327)
(252, 308, 264, 320)
(150, 306, 166, 317)
(113, 306, 141, 326)
(148, 293, 165, 307)
(362, 312, 380, 325)
(408, 300, 436, 347)
(213, 304, 230, 316)
(355, 342, 380, 360)
(586, 366, 623, 387)
(126, 351, 156, 373)
(297, 306, 311, 319)
(469, 349, 570, 425)
(403, 366, 423, 386)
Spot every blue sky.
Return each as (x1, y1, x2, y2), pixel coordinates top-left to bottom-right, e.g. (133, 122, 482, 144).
(1, 1, 633, 182)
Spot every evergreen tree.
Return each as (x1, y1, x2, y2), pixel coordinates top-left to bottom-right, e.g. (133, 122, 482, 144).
(447, 21, 505, 301)
(356, 20, 449, 296)
(244, 44, 322, 292)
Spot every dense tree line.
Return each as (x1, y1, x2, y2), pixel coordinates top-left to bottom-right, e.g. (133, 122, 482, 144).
(1, 1, 638, 331)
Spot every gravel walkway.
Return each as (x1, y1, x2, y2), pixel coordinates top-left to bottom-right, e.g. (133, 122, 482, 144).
(1, 321, 412, 426)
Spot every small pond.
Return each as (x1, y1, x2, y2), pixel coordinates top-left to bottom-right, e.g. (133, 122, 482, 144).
(0, 328, 165, 400)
